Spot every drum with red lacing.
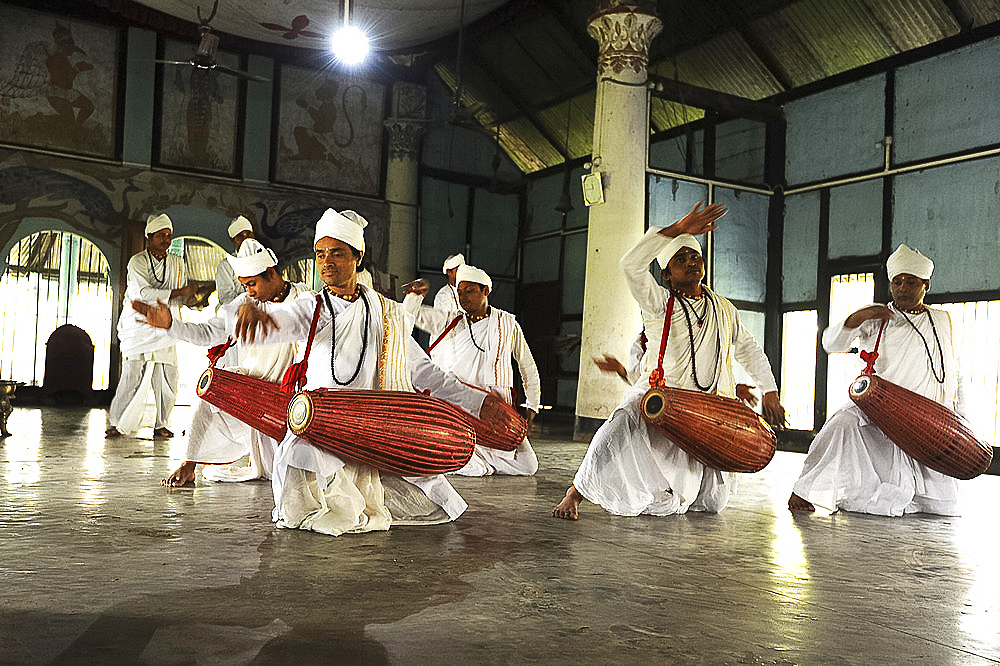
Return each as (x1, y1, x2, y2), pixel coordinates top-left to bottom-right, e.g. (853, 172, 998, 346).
(639, 385, 777, 473)
(457, 383, 526, 452)
(195, 367, 291, 441)
(286, 389, 476, 476)
(849, 373, 992, 479)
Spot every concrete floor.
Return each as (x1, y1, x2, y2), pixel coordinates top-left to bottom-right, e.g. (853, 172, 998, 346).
(1, 405, 999, 665)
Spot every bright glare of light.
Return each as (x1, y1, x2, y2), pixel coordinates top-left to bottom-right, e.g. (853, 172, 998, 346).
(331, 25, 370, 65)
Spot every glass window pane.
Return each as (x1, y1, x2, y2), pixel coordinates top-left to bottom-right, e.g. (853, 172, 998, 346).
(781, 310, 817, 431)
(826, 273, 875, 416)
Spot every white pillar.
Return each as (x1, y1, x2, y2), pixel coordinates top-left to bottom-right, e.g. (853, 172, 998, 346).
(575, 3, 662, 433)
(384, 83, 427, 292)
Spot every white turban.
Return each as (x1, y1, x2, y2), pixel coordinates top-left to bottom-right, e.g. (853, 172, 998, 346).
(656, 234, 702, 269)
(456, 264, 492, 291)
(314, 208, 366, 253)
(442, 253, 465, 273)
(887, 244, 933, 281)
(227, 238, 278, 278)
(144, 213, 172, 236)
(227, 215, 253, 238)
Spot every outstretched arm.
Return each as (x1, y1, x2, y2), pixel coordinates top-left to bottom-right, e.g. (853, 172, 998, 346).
(656, 201, 726, 239)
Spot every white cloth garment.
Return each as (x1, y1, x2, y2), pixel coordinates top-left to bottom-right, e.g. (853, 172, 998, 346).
(168, 283, 310, 481)
(408, 299, 541, 476)
(253, 286, 485, 536)
(573, 227, 779, 516)
(109, 250, 185, 432)
(791, 304, 968, 516)
(214, 257, 244, 308)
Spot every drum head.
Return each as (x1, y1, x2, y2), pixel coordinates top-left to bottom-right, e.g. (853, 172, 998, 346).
(196, 368, 213, 397)
(287, 391, 315, 434)
(641, 388, 667, 421)
(849, 375, 873, 398)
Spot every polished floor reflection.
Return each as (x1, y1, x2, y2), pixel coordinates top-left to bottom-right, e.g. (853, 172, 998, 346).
(1, 405, 998, 664)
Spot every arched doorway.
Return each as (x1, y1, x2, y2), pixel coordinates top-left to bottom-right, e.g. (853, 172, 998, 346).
(0, 231, 113, 389)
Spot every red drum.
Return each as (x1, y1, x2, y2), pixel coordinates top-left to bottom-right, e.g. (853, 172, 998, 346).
(849, 373, 992, 479)
(286, 389, 476, 476)
(195, 367, 291, 442)
(639, 386, 776, 473)
(459, 383, 527, 452)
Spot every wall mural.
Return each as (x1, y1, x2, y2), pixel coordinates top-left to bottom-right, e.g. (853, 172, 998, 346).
(156, 38, 241, 175)
(274, 65, 385, 195)
(0, 148, 390, 279)
(0, 5, 118, 159)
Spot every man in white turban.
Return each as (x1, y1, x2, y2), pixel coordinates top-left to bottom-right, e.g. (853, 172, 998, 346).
(132, 238, 311, 487)
(554, 202, 786, 520)
(106, 213, 198, 438)
(789, 244, 971, 516)
(215, 215, 256, 308)
(403, 263, 542, 476)
(232, 209, 507, 536)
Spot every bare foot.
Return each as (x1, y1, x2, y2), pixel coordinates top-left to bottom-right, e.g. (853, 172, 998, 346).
(788, 492, 815, 511)
(153, 427, 174, 439)
(162, 461, 196, 487)
(553, 485, 584, 520)
(105, 426, 122, 438)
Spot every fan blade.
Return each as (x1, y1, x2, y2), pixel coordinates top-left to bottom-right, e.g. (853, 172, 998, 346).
(213, 63, 271, 83)
(153, 59, 195, 66)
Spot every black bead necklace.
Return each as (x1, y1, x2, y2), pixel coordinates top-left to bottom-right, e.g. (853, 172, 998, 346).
(147, 250, 167, 286)
(322, 287, 370, 386)
(897, 305, 945, 384)
(676, 291, 720, 391)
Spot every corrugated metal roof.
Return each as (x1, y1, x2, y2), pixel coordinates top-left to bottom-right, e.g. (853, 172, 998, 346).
(430, 0, 1000, 175)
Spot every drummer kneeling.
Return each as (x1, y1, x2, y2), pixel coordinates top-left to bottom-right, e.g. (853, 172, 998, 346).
(789, 244, 972, 516)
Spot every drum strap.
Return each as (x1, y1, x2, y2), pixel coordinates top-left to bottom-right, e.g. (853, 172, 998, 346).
(859, 319, 887, 375)
(427, 315, 464, 354)
(649, 294, 676, 387)
(207, 337, 235, 367)
(280, 293, 324, 393)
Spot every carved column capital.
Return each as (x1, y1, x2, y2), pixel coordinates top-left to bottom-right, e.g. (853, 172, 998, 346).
(383, 119, 426, 162)
(587, 6, 662, 79)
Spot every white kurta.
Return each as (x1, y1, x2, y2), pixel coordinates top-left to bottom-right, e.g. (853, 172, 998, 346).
(168, 283, 310, 481)
(792, 304, 968, 516)
(574, 228, 779, 516)
(412, 303, 541, 476)
(254, 286, 485, 536)
(109, 250, 186, 432)
(214, 257, 244, 309)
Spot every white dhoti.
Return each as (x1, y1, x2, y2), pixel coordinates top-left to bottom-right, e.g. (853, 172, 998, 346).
(185, 400, 276, 482)
(270, 434, 466, 536)
(574, 385, 736, 516)
(792, 405, 961, 516)
(110, 353, 179, 433)
(453, 439, 539, 477)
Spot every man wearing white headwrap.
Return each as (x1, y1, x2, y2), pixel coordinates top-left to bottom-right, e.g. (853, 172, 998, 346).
(215, 215, 256, 308)
(232, 208, 507, 536)
(106, 213, 198, 439)
(132, 238, 311, 486)
(789, 244, 970, 516)
(554, 202, 786, 520)
(436, 253, 465, 312)
(402, 263, 542, 476)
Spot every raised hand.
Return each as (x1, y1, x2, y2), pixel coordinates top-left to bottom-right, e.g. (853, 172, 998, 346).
(593, 354, 629, 383)
(761, 391, 787, 428)
(234, 300, 280, 343)
(401, 278, 430, 297)
(659, 201, 727, 238)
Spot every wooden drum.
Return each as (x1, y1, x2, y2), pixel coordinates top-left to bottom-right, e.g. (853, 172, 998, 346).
(639, 386, 776, 473)
(849, 373, 992, 479)
(460, 384, 527, 452)
(195, 367, 291, 441)
(286, 389, 476, 476)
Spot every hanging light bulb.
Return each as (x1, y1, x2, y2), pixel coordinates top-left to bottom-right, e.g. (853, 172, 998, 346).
(331, 0, 369, 65)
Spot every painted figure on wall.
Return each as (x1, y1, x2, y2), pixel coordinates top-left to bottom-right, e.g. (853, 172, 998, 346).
(0, 6, 117, 157)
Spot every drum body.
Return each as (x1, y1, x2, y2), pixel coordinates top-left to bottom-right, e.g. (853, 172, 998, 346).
(461, 384, 527, 452)
(639, 386, 776, 473)
(195, 367, 290, 441)
(286, 389, 476, 476)
(849, 373, 992, 479)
